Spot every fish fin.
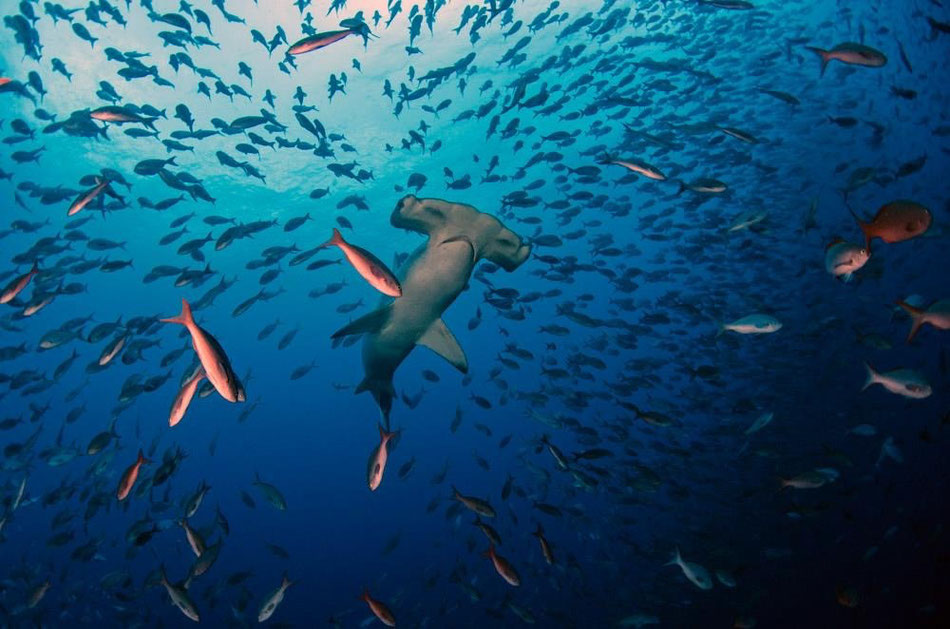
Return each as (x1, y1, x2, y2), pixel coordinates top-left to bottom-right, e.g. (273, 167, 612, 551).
(825, 236, 845, 250)
(805, 46, 830, 76)
(320, 227, 344, 249)
(664, 546, 682, 566)
(160, 298, 194, 327)
(841, 272, 853, 283)
(440, 234, 478, 262)
(861, 362, 878, 391)
(416, 318, 468, 373)
(896, 300, 925, 342)
(331, 305, 392, 339)
(843, 202, 871, 249)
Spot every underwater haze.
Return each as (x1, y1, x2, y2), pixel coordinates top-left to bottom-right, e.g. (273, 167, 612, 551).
(1, 0, 950, 626)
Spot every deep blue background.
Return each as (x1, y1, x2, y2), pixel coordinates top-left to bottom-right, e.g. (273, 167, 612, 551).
(1, 0, 949, 627)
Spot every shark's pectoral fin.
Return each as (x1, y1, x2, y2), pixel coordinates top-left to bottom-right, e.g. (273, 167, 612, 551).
(417, 318, 468, 373)
(331, 305, 392, 339)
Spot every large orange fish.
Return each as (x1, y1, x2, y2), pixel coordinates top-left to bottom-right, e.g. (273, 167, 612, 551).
(116, 449, 149, 501)
(322, 228, 402, 297)
(161, 299, 245, 403)
(850, 200, 931, 250)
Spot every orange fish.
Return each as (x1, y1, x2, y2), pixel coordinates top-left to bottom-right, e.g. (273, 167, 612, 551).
(483, 544, 520, 586)
(367, 424, 396, 491)
(0, 261, 38, 304)
(360, 589, 396, 627)
(532, 524, 555, 565)
(116, 449, 149, 500)
(322, 228, 402, 297)
(850, 200, 931, 250)
(162, 298, 245, 403)
(806, 43, 887, 77)
(169, 367, 207, 427)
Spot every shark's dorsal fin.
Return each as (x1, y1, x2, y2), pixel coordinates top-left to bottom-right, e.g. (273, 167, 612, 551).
(331, 305, 392, 339)
(417, 318, 468, 373)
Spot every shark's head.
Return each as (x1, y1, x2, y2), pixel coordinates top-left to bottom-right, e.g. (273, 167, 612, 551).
(391, 195, 531, 271)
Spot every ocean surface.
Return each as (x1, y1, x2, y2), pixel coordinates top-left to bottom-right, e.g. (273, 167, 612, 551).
(1, 0, 949, 626)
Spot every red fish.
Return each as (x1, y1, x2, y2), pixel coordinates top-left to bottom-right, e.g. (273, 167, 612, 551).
(0, 261, 38, 304)
(116, 449, 149, 500)
(850, 200, 931, 250)
(169, 367, 207, 427)
(367, 424, 396, 491)
(483, 544, 520, 586)
(161, 298, 244, 403)
(806, 43, 887, 77)
(322, 228, 402, 297)
(360, 589, 396, 627)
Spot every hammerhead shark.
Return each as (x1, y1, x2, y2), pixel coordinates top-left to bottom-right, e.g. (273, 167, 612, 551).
(331, 195, 531, 427)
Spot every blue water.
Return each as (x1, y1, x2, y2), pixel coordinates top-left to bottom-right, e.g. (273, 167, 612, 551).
(1, 0, 949, 626)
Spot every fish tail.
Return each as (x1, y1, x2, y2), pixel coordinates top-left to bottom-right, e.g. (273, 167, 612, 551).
(861, 362, 878, 391)
(665, 546, 681, 566)
(805, 46, 830, 76)
(675, 180, 685, 196)
(533, 523, 543, 537)
(321, 227, 344, 249)
(137, 449, 150, 465)
(843, 201, 871, 249)
(896, 300, 925, 342)
(160, 297, 194, 327)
